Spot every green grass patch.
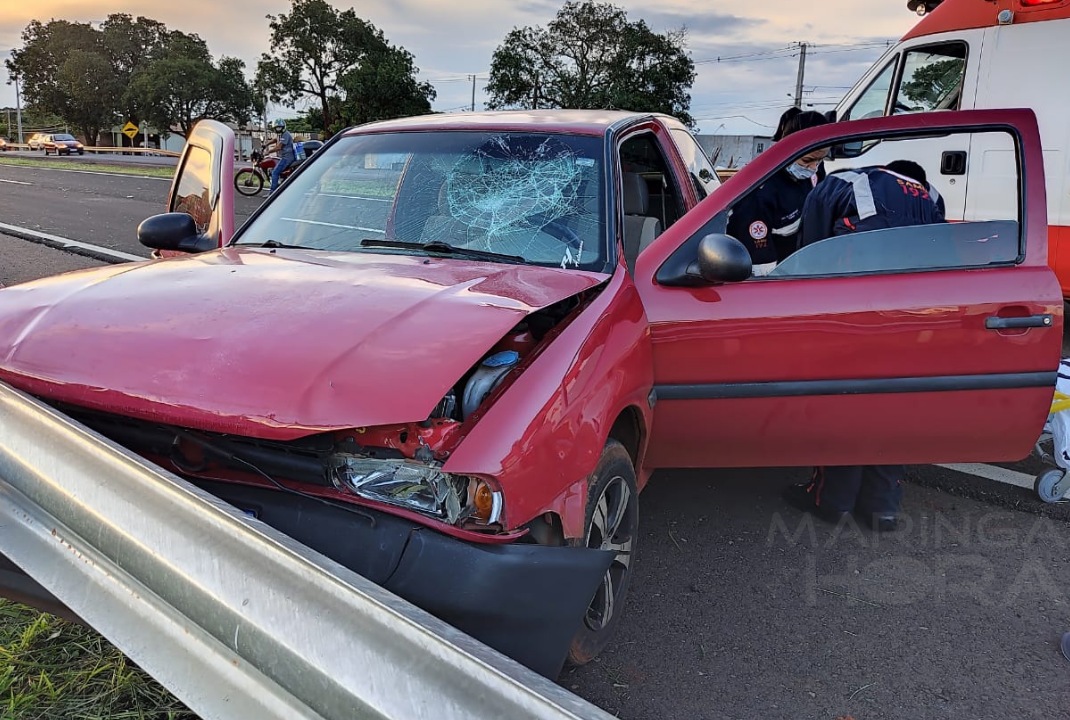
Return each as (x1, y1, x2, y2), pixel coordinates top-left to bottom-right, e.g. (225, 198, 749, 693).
(319, 179, 397, 199)
(0, 157, 174, 180)
(0, 600, 195, 719)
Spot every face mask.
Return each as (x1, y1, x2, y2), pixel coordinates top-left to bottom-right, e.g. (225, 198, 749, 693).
(787, 163, 816, 181)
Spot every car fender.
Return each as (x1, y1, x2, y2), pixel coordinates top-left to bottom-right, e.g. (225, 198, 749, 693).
(442, 266, 654, 538)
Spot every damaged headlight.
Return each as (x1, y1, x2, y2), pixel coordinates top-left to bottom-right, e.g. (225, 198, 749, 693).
(329, 455, 502, 525)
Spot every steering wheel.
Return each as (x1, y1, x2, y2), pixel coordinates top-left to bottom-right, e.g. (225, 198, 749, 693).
(529, 213, 583, 250)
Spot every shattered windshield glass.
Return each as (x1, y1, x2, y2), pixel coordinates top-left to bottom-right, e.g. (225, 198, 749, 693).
(234, 130, 607, 270)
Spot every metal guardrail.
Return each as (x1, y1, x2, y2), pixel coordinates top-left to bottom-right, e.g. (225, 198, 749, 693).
(84, 146, 181, 157)
(0, 144, 179, 157)
(0, 381, 615, 720)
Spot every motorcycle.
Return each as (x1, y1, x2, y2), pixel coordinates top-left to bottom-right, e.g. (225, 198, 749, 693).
(234, 140, 322, 196)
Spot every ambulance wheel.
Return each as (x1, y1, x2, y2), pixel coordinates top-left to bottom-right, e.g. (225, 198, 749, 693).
(1034, 469, 1066, 503)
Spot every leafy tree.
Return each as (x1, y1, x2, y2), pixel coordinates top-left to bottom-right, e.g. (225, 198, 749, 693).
(900, 58, 965, 111)
(4, 20, 121, 143)
(128, 34, 255, 138)
(338, 45, 436, 128)
(100, 14, 171, 125)
(486, 1, 696, 127)
(54, 50, 123, 145)
(256, 0, 434, 133)
(256, 0, 386, 131)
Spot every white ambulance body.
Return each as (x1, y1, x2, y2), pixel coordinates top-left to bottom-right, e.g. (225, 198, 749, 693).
(831, 0, 1070, 295)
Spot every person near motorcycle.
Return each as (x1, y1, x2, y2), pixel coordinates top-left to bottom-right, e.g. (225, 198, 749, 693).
(264, 119, 296, 194)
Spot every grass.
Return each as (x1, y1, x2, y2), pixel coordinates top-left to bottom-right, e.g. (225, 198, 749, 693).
(319, 178, 398, 199)
(0, 156, 174, 180)
(0, 600, 195, 720)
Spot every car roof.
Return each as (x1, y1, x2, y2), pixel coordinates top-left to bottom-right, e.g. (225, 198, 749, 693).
(343, 109, 669, 137)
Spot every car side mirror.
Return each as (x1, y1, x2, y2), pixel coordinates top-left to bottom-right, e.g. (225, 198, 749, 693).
(137, 213, 217, 253)
(829, 139, 866, 160)
(692, 233, 752, 284)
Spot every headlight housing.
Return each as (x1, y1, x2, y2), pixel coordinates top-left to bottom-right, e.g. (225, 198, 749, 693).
(329, 454, 502, 526)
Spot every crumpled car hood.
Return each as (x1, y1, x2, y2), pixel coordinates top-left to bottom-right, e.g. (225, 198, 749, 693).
(0, 248, 607, 439)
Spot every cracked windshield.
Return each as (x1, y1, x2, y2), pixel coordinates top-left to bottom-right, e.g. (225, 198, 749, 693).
(236, 132, 606, 270)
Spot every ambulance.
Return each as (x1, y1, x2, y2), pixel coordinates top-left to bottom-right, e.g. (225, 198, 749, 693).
(831, 0, 1070, 296)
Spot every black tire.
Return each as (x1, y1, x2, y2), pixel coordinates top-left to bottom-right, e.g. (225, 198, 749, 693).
(567, 439, 639, 666)
(235, 168, 264, 196)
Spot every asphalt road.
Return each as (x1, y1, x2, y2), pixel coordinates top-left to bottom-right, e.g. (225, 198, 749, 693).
(0, 162, 266, 257)
(1, 168, 1069, 719)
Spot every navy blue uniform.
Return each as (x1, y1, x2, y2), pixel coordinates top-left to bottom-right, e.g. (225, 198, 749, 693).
(786, 164, 945, 530)
(799, 166, 945, 248)
(727, 168, 816, 264)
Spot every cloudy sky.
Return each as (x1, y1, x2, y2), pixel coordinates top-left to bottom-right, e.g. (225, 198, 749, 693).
(0, 0, 920, 135)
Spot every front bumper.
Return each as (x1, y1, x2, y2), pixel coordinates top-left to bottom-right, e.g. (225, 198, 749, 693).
(200, 481, 612, 678)
(0, 480, 612, 679)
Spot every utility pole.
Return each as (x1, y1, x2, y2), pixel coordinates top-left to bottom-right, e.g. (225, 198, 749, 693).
(793, 42, 808, 109)
(469, 74, 476, 112)
(14, 73, 23, 144)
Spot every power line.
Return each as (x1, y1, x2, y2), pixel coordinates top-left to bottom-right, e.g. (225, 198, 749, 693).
(692, 39, 894, 66)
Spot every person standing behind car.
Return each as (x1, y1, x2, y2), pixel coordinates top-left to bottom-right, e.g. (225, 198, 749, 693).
(726, 111, 830, 274)
(784, 159, 945, 532)
(265, 118, 296, 195)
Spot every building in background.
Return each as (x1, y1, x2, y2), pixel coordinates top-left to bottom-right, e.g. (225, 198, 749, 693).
(694, 133, 773, 169)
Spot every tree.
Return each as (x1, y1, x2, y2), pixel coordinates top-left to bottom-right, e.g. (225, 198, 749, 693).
(900, 58, 965, 111)
(256, 0, 389, 131)
(101, 14, 171, 125)
(4, 20, 122, 143)
(128, 34, 255, 138)
(486, 1, 696, 127)
(337, 45, 436, 127)
(54, 50, 123, 145)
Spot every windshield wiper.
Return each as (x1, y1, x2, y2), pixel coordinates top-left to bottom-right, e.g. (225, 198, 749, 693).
(256, 239, 314, 249)
(360, 239, 526, 264)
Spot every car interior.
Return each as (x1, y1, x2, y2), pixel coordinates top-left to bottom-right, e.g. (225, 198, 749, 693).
(618, 133, 686, 273)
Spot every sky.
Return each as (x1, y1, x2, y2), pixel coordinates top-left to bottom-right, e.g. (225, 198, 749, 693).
(0, 0, 921, 136)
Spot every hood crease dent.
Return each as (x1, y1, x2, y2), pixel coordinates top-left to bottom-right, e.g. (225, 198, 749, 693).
(0, 249, 607, 440)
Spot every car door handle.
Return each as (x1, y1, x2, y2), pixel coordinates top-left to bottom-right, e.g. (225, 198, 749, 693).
(985, 314, 1054, 330)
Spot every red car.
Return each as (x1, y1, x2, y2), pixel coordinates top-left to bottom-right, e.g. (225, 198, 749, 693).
(0, 109, 1060, 677)
(42, 133, 84, 155)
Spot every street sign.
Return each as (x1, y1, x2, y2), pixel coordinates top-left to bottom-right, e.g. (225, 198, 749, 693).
(121, 121, 139, 140)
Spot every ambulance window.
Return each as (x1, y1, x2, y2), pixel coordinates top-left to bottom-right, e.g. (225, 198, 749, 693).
(892, 43, 967, 114)
(842, 59, 897, 121)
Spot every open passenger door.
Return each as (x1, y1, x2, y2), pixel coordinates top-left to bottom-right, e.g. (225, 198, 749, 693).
(146, 120, 235, 258)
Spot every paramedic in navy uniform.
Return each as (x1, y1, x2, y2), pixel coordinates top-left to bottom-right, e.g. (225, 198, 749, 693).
(726, 111, 830, 274)
(783, 160, 946, 532)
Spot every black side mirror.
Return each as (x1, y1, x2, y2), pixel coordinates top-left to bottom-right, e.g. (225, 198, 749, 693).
(693, 233, 752, 284)
(829, 139, 866, 160)
(137, 213, 216, 253)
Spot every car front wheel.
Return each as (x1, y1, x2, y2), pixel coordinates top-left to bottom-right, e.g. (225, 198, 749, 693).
(567, 439, 639, 666)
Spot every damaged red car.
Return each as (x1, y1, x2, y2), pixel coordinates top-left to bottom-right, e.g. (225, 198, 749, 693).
(0, 109, 1061, 677)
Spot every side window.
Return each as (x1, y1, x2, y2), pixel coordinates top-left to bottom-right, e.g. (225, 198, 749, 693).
(171, 145, 214, 233)
(765, 129, 1020, 279)
(669, 128, 721, 200)
(618, 130, 685, 273)
(892, 43, 967, 114)
(618, 132, 686, 228)
(842, 57, 897, 121)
